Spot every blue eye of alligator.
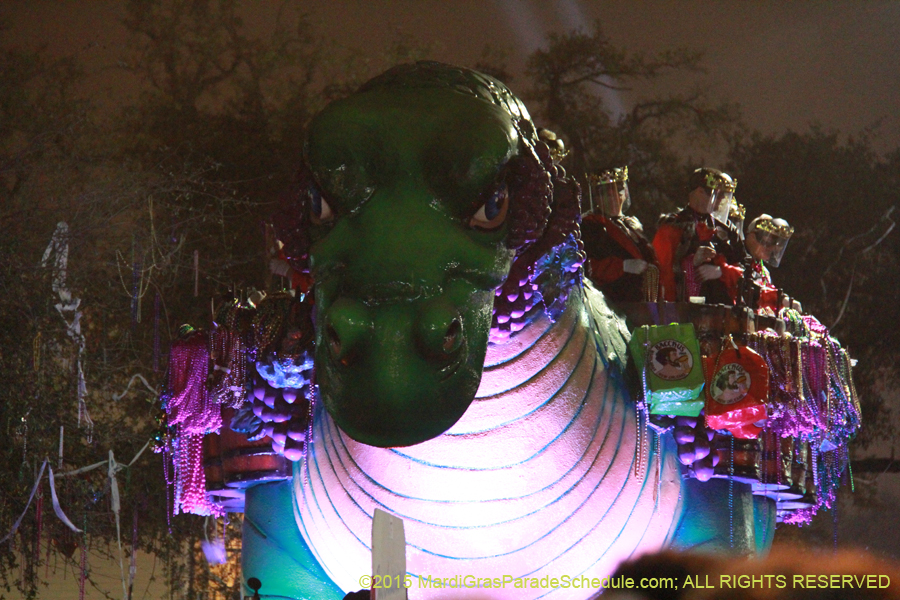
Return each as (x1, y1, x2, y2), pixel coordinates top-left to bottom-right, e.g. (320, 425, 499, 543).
(469, 183, 509, 230)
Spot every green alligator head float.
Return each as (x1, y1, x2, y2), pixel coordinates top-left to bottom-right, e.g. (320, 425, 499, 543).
(277, 62, 583, 447)
(246, 67, 778, 600)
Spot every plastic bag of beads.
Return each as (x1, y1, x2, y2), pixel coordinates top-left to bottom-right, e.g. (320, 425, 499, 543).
(703, 339, 768, 437)
(629, 323, 705, 416)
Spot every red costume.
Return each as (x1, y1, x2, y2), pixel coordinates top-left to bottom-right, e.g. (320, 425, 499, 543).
(745, 260, 779, 314)
(583, 213, 659, 302)
(653, 207, 744, 304)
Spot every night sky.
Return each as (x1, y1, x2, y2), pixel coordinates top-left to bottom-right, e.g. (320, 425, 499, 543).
(3, 0, 900, 155)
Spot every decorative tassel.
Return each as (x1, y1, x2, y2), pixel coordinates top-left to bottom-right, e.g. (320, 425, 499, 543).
(642, 264, 659, 303)
(44, 513, 52, 578)
(681, 256, 701, 299)
(176, 434, 222, 517)
(634, 341, 651, 479)
(635, 401, 648, 479)
(162, 448, 173, 533)
(303, 382, 318, 491)
(833, 499, 838, 552)
(210, 301, 248, 409)
(129, 509, 138, 600)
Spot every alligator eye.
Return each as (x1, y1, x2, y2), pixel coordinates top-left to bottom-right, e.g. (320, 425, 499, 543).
(310, 184, 333, 225)
(469, 183, 509, 231)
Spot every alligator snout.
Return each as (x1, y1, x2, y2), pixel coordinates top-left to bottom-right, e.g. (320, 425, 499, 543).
(317, 293, 479, 447)
(323, 296, 465, 370)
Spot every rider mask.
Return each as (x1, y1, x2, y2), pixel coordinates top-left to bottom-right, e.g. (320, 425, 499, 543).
(689, 168, 736, 221)
(588, 166, 630, 217)
(747, 215, 794, 267)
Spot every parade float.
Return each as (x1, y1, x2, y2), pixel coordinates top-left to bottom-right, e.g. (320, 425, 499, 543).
(153, 62, 861, 599)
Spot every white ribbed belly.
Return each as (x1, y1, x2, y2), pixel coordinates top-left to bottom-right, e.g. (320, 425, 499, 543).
(294, 293, 683, 599)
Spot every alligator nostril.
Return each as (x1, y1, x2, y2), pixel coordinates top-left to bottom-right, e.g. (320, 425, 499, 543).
(416, 299, 464, 363)
(323, 298, 372, 367)
(443, 320, 462, 354)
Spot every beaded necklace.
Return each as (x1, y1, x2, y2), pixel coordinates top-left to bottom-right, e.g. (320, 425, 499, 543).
(164, 329, 224, 516)
(210, 299, 248, 409)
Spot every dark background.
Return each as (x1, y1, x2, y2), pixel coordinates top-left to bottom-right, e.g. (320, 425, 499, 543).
(4, 0, 899, 154)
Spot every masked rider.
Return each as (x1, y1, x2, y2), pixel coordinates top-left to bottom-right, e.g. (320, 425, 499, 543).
(742, 214, 794, 315)
(582, 167, 661, 302)
(653, 167, 745, 303)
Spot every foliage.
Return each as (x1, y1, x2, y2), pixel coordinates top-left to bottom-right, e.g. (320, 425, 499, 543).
(0, 38, 99, 600)
(115, 0, 328, 302)
(0, 2, 445, 596)
(0, 2, 321, 595)
(522, 21, 741, 226)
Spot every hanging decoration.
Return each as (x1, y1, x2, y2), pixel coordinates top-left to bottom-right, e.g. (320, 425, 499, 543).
(0, 442, 154, 597)
(156, 286, 860, 527)
(161, 327, 224, 517)
(79, 515, 87, 600)
(0, 458, 83, 547)
(703, 337, 769, 437)
(201, 516, 227, 565)
(248, 292, 315, 461)
(149, 288, 316, 515)
(629, 322, 706, 416)
(639, 304, 863, 527)
(41, 222, 93, 440)
(209, 299, 250, 408)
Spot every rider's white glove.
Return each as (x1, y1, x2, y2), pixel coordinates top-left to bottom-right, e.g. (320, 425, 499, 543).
(696, 264, 722, 282)
(622, 259, 648, 274)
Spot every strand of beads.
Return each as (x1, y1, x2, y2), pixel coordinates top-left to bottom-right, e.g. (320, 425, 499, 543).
(164, 328, 222, 516)
(175, 433, 222, 517)
(210, 299, 248, 409)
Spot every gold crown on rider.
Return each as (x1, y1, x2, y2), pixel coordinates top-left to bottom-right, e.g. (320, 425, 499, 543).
(729, 202, 746, 220)
(755, 218, 794, 238)
(704, 171, 736, 193)
(592, 166, 628, 185)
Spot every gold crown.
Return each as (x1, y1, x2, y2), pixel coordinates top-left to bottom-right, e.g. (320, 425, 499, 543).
(729, 202, 746, 220)
(703, 171, 736, 193)
(591, 166, 628, 185)
(756, 218, 794, 238)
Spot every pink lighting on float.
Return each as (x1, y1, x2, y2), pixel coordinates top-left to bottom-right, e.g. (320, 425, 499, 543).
(295, 288, 682, 598)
